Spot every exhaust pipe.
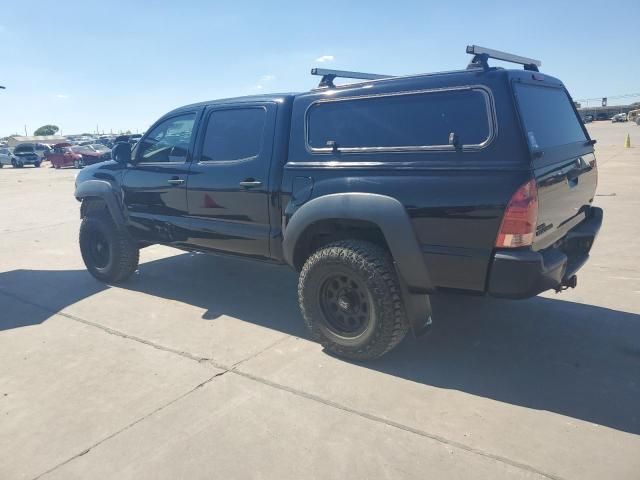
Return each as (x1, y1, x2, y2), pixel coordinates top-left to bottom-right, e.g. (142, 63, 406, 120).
(555, 275, 577, 293)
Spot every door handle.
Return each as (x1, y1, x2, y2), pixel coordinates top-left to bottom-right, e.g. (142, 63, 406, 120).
(167, 178, 185, 185)
(239, 180, 262, 188)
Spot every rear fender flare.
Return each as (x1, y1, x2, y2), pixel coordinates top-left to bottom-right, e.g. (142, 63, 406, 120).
(282, 193, 433, 293)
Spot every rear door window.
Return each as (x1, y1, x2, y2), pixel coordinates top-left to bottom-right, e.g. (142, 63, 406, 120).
(514, 83, 586, 151)
(307, 87, 493, 152)
(200, 107, 266, 162)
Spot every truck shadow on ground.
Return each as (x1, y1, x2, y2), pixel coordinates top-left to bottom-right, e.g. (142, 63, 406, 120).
(1, 251, 639, 435)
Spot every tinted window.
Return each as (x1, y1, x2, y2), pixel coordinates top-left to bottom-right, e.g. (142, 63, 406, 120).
(307, 89, 491, 151)
(514, 83, 586, 151)
(137, 113, 196, 163)
(201, 108, 266, 162)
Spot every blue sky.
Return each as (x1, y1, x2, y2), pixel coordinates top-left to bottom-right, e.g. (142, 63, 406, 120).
(1, 0, 638, 137)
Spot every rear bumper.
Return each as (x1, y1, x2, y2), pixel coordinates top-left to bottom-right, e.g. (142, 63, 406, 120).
(488, 206, 603, 299)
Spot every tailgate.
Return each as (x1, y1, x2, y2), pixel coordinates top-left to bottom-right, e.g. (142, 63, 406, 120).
(513, 80, 597, 250)
(533, 153, 597, 250)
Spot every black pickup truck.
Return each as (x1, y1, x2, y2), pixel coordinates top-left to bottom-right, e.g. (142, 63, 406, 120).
(74, 46, 602, 360)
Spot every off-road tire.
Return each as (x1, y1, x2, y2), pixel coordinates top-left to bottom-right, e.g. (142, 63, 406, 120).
(298, 240, 409, 361)
(79, 211, 139, 283)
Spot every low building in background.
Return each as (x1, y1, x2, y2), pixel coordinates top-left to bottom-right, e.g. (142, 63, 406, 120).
(578, 103, 640, 121)
(7, 135, 67, 147)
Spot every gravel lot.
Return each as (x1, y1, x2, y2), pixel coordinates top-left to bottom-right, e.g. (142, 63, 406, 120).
(1, 121, 639, 480)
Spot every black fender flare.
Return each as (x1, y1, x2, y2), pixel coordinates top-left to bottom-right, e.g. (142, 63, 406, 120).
(283, 193, 433, 293)
(75, 180, 126, 227)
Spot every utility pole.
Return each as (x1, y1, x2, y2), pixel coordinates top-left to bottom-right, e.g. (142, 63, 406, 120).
(24, 125, 28, 136)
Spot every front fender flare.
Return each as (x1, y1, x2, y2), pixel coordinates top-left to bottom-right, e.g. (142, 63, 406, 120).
(75, 180, 126, 227)
(282, 193, 432, 293)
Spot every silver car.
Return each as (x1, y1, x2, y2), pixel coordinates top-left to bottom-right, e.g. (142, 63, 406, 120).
(0, 147, 16, 167)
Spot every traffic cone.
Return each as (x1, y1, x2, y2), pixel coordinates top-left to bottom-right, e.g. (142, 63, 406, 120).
(624, 134, 631, 148)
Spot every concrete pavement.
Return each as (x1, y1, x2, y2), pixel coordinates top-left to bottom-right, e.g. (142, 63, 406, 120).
(1, 121, 639, 479)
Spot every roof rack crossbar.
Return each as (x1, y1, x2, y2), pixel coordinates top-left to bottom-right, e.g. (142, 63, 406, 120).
(311, 68, 393, 88)
(466, 45, 541, 72)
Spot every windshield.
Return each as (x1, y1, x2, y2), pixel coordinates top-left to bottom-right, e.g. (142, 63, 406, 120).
(514, 83, 587, 151)
(15, 144, 34, 152)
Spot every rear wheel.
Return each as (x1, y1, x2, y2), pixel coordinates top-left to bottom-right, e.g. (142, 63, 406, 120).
(34, 161, 41, 168)
(298, 240, 409, 361)
(79, 212, 139, 283)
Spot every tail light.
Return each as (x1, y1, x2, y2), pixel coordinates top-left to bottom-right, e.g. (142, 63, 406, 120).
(495, 179, 538, 248)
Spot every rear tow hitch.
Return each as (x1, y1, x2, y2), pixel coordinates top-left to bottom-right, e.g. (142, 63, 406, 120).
(555, 275, 577, 293)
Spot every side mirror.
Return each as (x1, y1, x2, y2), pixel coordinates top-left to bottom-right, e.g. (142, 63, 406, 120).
(112, 141, 132, 163)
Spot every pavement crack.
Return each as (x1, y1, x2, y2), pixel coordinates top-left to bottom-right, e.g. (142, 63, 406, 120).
(229, 335, 290, 369)
(32, 371, 225, 480)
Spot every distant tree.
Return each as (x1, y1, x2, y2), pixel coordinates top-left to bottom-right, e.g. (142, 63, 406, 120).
(34, 125, 59, 136)
(125, 129, 132, 135)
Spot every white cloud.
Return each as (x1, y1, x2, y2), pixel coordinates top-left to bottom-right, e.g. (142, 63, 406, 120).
(252, 74, 276, 91)
(55, 94, 69, 99)
(315, 55, 335, 63)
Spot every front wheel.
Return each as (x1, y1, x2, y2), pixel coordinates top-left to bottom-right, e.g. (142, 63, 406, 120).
(74, 159, 81, 169)
(298, 240, 409, 361)
(34, 162, 41, 168)
(79, 212, 139, 283)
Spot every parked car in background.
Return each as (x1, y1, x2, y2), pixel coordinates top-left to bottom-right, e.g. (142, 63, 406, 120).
(35, 143, 52, 160)
(0, 147, 17, 167)
(71, 144, 112, 166)
(129, 133, 142, 145)
(611, 113, 627, 123)
(627, 109, 640, 124)
(48, 143, 84, 169)
(583, 114, 593, 123)
(12, 143, 42, 167)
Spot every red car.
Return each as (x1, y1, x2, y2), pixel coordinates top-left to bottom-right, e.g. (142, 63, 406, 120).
(48, 143, 84, 169)
(71, 144, 112, 166)
(48, 143, 112, 169)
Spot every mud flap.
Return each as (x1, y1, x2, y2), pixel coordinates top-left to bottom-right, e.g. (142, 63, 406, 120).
(396, 267, 433, 336)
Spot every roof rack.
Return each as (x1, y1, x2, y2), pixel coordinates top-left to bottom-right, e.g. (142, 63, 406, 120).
(310, 68, 393, 88)
(466, 45, 541, 72)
